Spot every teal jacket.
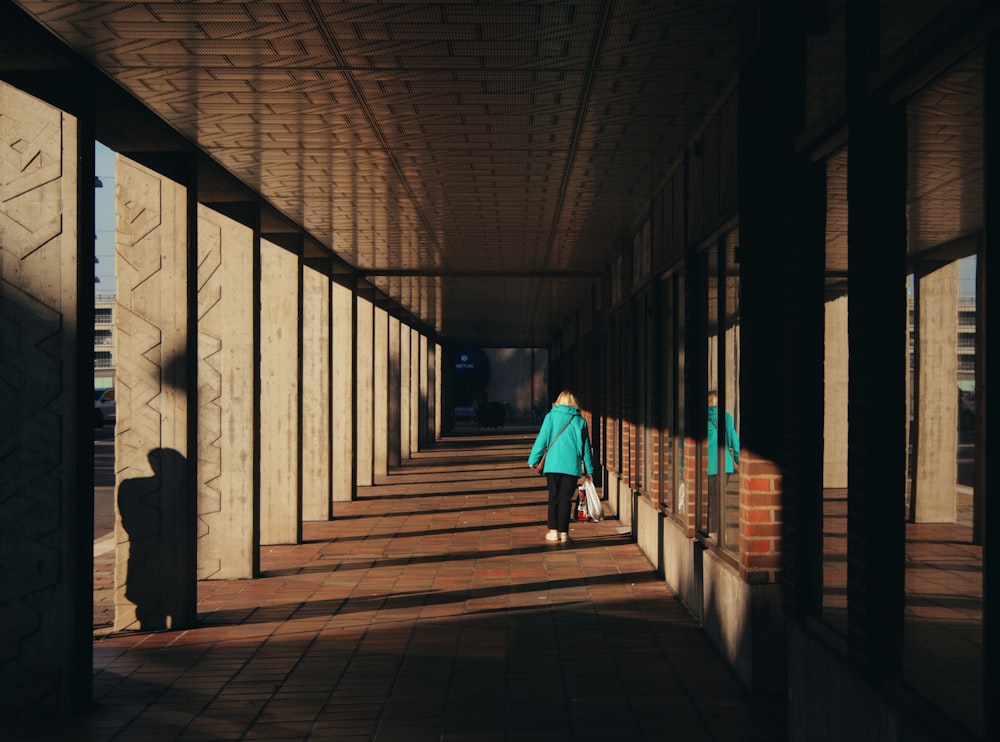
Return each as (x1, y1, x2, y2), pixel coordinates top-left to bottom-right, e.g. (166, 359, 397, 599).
(707, 405, 740, 475)
(528, 405, 594, 476)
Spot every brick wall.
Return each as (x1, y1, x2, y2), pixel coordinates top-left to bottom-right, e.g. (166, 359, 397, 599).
(739, 449, 782, 584)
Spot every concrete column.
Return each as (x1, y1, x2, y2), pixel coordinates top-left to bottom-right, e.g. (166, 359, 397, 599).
(431, 342, 441, 442)
(114, 153, 197, 631)
(400, 324, 412, 460)
(196, 203, 257, 579)
(419, 334, 430, 448)
(410, 330, 420, 452)
(331, 279, 354, 502)
(356, 296, 374, 486)
(0, 81, 92, 713)
(845, 6, 908, 664)
(913, 263, 959, 523)
(373, 306, 389, 479)
(388, 315, 402, 468)
(259, 238, 301, 545)
(824, 295, 849, 488)
(302, 263, 332, 521)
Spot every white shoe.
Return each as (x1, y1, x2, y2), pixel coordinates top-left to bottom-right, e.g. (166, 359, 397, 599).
(544, 530, 560, 542)
(558, 532, 569, 542)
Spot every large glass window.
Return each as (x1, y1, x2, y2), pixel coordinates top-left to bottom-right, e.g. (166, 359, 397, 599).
(720, 230, 741, 553)
(699, 243, 717, 537)
(657, 272, 685, 515)
(901, 48, 983, 738)
(701, 231, 740, 550)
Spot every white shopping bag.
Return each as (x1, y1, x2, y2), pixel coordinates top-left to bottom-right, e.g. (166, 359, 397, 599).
(582, 479, 603, 522)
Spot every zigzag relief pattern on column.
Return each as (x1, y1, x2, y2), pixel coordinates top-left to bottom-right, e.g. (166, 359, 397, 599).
(115, 158, 167, 476)
(0, 282, 64, 690)
(0, 84, 63, 202)
(195, 215, 226, 579)
(0, 84, 74, 711)
(115, 161, 162, 251)
(115, 303, 165, 471)
(195, 217, 224, 499)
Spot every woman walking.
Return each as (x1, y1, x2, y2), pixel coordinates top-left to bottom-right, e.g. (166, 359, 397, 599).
(527, 390, 595, 543)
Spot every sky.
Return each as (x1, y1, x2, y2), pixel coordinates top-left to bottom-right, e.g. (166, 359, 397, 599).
(94, 141, 117, 294)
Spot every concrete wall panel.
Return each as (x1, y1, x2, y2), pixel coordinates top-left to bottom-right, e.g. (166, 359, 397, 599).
(410, 330, 420, 453)
(196, 204, 256, 579)
(663, 518, 697, 609)
(373, 306, 388, 479)
(114, 155, 196, 631)
(356, 296, 374, 486)
(302, 265, 331, 521)
(388, 315, 401, 468)
(259, 238, 300, 544)
(331, 281, 354, 501)
(823, 296, 849, 488)
(914, 264, 959, 522)
(635, 496, 660, 571)
(399, 325, 412, 460)
(0, 82, 90, 713)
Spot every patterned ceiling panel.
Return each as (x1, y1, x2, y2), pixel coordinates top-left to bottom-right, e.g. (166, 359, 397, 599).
(12, 0, 761, 345)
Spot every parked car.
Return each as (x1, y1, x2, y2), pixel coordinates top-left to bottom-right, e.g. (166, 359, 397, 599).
(94, 388, 116, 428)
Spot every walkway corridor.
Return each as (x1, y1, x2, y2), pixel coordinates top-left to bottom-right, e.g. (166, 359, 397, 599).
(12, 431, 786, 741)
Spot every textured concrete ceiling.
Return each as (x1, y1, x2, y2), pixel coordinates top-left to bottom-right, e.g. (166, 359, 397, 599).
(7, 0, 761, 347)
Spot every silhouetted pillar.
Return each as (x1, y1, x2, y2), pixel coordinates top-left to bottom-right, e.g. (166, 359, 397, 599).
(259, 237, 301, 545)
(0, 79, 93, 713)
(196, 203, 258, 578)
(114, 152, 197, 631)
(845, 0, 907, 670)
(302, 261, 332, 521)
(331, 279, 355, 501)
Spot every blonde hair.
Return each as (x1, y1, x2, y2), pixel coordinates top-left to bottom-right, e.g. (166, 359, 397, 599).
(553, 390, 579, 408)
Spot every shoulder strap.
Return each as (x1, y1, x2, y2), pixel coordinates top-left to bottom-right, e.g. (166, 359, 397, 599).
(543, 418, 574, 454)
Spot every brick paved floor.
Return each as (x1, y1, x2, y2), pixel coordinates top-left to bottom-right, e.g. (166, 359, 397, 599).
(10, 430, 787, 741)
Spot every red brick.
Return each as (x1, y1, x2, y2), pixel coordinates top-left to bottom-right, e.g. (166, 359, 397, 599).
(744, 523, 782, 539)
(745, 508, 774, 524)
(746, 477, 775, 493)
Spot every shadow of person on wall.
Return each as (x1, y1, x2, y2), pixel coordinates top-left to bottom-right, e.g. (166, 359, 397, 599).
(118, 447, 189, 631)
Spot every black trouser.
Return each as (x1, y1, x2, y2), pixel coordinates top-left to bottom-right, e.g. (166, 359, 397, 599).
(546, 473, 578, 532)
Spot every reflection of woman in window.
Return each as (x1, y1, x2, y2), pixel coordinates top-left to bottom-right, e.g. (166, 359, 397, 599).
(707, 390, 739, 533)
(707, 390, 740, 475)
